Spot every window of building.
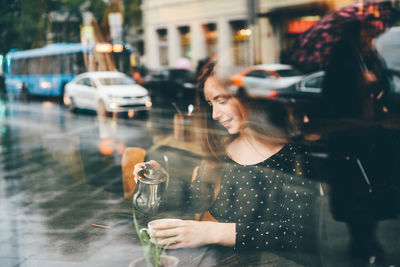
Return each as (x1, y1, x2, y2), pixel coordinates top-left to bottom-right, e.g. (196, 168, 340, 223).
(230, 20, 250, 66)
(178, 26, 191, 58)
(203, 23, 217, 57)
(157, 28, 168, 66)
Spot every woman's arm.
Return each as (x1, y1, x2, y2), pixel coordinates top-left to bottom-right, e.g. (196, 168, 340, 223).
(151, 220, 236, 249)
(152, 173, 317, 252)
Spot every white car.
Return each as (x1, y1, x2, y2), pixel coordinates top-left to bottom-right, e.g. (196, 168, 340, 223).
(64, 71, 152, 117)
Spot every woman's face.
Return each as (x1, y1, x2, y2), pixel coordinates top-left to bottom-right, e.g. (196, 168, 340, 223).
(204, 76, 247, 134)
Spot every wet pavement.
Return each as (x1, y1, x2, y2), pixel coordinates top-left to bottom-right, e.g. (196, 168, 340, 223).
(0, 97, 399, 267)
(0, 98, 155, 267)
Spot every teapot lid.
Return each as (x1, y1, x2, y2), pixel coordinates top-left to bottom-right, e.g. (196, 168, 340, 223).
(137, 163, 168, 184)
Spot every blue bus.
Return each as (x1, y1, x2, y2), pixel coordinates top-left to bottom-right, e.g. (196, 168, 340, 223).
(3, 42, 133, 100)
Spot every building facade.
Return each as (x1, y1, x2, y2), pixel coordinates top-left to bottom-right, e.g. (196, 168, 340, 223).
(141, 0, 356, 69)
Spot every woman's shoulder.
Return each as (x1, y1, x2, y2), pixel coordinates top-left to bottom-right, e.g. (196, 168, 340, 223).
(279, 142, 310, 156)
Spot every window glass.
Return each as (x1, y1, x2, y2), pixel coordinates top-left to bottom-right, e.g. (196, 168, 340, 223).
(83, 78, 92, 87)
(39, 56, 47, 74)
(98, 76, 135, 86)
(157, 28, 168, 66)
(28, 57, 40, 75)
(89, 79, 97, 88)
(50, 55, 61, 74)
(304, 75, 323, 89)
(72, 52, 86, 74)
(60, 54, 69, 74)
(11, 59, 27, 75)
(3, 3, 400, 267)
(275, 69, 303, 77)
(76, 77, 91, 87)
(246, 70, 268, 78)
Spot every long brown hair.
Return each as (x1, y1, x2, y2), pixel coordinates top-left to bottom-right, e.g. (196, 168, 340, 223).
(194, 59, 293, 202)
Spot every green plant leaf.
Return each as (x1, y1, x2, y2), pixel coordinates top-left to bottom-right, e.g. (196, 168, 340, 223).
(132, 206, 170, 267)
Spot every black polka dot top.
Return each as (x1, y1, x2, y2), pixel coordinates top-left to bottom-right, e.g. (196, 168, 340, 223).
(190, 143, 319, 252)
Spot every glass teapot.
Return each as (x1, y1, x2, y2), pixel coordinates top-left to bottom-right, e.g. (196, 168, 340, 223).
(132, 161, 169, 215)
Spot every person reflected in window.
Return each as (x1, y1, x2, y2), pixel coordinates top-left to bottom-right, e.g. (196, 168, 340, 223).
(134, 60, 319, 255)
(322, 19, 392, 121)
(320, 19, 396, 263)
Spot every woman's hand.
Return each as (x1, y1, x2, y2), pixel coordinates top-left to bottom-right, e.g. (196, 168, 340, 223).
(151, 220, 236, 249)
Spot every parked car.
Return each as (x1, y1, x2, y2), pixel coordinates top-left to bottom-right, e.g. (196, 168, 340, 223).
(230, 64, 305, 97)
(274, 71, 324, 105)
(63, 71, 152, 117)
(143, 68, 196, 106)
(267, 71, 324, 120)
(275, 69, 400, 118)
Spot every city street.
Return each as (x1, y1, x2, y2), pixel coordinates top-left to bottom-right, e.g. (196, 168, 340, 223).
(0, 96, 159, 266)
(2, 0, 400, 266)
(0, 96, 399, 267)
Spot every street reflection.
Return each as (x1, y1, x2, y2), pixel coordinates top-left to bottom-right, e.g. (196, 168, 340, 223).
(44, 133, 86, 181)
(1, 0, 400, 266)
(0, 99, 152, 265)
(97, 116, 126, 156)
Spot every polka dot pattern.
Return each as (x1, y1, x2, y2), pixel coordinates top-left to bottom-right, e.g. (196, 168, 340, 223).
(191, 143, 318, 251)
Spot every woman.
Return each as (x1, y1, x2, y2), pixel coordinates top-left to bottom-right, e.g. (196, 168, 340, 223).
(321, 19, 395, 262)
(134, 60, 319, 253)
